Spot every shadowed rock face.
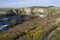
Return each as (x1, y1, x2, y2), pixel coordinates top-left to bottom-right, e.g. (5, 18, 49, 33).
(0, 10, 16, 16)
(6, 10, 16, 16)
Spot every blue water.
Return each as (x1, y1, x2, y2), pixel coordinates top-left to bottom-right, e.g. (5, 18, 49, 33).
(0, 16, 25, 33)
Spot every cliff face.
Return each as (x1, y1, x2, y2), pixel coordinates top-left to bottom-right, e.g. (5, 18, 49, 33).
(18, 8, 48, 18)
(18, 7, 60, 18)
(0, 7, 59, 18)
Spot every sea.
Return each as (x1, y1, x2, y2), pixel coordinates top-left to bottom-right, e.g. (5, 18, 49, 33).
(0, 16, 25, 33)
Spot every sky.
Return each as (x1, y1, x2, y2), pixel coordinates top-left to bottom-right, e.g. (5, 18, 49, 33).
(0, 0, 60, 8)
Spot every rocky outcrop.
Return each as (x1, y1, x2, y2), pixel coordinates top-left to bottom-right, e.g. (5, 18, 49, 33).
(0, 12, 6, 16)
(0, 7, 60, 18)
(10, 20, 18, 26)
(18, 8, 48, 18)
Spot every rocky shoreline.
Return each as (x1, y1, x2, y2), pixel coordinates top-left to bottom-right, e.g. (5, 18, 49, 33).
(0, 13, 60, 40)
(0, 7, 60, 40)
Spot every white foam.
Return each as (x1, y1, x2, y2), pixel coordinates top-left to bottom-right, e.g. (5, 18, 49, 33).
(3, 18, 8, 21)
(1, 25, 8, 28)
(0, 28, 3, 30)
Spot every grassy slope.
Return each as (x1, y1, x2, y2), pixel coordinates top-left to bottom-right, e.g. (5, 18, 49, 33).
(48, 23, 60, 40)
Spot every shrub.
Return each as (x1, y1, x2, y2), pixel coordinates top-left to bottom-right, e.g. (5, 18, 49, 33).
(0, 33, 8, 40)
(25, 28, 43, 40)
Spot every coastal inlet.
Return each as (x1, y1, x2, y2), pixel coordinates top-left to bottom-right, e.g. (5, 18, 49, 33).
(0, 16, 26, 33)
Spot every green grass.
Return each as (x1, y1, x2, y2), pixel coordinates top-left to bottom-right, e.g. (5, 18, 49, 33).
(49, 22, 60, 40)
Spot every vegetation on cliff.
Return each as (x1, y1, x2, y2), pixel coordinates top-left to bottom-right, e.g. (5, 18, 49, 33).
(0, 6, 60, 40)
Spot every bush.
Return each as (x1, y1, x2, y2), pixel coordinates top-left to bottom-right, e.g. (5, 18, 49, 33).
(25, 27, 43, 40)
(0, 33, 8, 40)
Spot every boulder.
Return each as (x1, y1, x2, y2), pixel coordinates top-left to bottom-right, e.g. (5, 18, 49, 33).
(10, 20, 17, 26)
